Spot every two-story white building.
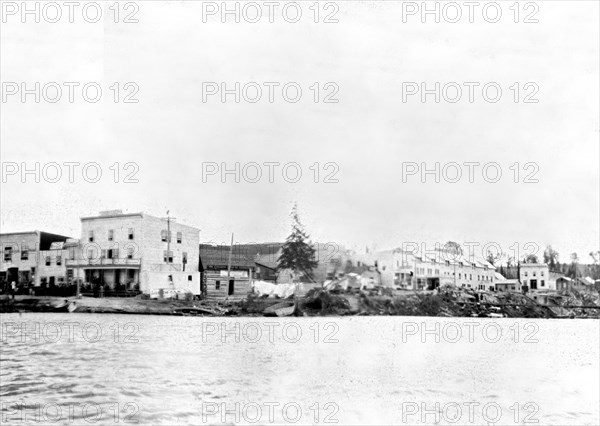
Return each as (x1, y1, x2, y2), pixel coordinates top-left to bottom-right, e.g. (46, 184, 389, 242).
(519, 263, 553, 291)
(66, 210, 201, 295)
(0, 231, 80, 289)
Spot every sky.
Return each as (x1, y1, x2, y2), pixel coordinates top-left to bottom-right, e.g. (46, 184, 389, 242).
(1, 0, 599, 264)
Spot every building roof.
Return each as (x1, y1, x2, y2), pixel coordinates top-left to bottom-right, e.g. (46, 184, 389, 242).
(0, 231, 39, 236)
(81, 211, 144, 221)
(555, 276, 573, 282)
(199, 245, 256, 269)
(496, 279, 520, 285)
(578, 276, 595, 285)
(255, 254, 278, 270)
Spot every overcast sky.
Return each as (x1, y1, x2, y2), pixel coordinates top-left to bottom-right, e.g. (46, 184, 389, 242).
(1, 1, 598, 263)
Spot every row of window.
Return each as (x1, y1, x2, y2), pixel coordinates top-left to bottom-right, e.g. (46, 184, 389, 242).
(84, 248, 188, 265)
(160, 230, 183, 243)
(411, 267, 494, 282)
(87, 229, 184, 244)
(3, 249, 63, 265)
(87, 248, 135, 260)
(89, 228, 135, 242)
(4, 246, 30, 261)
(523, 271, 545, 277)
(396, 259, 489, 270)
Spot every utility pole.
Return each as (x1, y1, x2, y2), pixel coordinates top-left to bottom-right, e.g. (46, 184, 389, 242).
(227, 233, 234, 279)
(162, 210, 176, 262)
(162, 211, 176, 289)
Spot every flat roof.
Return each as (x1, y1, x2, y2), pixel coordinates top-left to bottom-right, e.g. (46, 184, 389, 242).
(81, 212, 144, 221)
(0, 231, 39, 236)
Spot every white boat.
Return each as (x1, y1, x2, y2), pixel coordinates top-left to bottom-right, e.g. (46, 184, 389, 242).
(264, 301, 295, 317)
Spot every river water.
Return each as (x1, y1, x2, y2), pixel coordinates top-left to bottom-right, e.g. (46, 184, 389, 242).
(0, 313, 598, 425)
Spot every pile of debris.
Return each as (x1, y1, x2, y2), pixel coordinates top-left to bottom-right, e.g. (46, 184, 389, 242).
(295, 285, 560, 318)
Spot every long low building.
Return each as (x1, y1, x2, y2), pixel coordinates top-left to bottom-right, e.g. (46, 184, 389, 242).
(356, 247, 497, 291)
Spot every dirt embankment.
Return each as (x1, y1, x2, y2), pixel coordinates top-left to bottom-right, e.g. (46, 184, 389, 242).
(2, 288, 598, 318)
(297, 287, 598, 318)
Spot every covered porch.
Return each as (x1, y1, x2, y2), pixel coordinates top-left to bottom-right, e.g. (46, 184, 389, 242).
(67, 259, 141, 296)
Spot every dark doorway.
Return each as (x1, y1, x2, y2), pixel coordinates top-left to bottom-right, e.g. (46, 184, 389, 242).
(530, 279, 537, 290)
(228, 279, 234, 296)
(7, 267, 19, 283)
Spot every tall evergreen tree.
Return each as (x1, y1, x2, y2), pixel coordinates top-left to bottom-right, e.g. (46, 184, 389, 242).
(277, 203, 318, 282)
(543, 245, 559, 271)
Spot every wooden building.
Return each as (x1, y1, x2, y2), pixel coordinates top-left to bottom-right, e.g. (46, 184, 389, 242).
(199, 245, 256, 299)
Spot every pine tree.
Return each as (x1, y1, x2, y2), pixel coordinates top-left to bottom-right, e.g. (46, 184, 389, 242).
(277, 203, 318, 282)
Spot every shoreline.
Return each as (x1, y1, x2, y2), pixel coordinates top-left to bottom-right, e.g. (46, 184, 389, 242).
(1, 290, 599, 319)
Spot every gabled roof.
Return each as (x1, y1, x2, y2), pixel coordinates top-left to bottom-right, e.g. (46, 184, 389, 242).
(255, 254, 278, 270)
(578, 276, 595, 285)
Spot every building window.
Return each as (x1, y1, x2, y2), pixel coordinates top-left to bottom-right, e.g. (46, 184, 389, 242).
(57, 277, 64, 284)
(470, 274, 472, 280)
(87, 248, 95, 260)
(21, 246, 29, 260)
(533, 271, 536, 277)
(4, 246, 12, 262)
(524, 272, 528, 277)
(127, 247, 134, 259)
(108, 229, 114, 241)
(45, 256, 51, 266)
(88, 231, 94, 242)
(541, 271, 544, 277)
(56, 255, 62, 266)
(168, 275, 173, 282)
(128, 228, 134, 240)
(163, 250, 173, 263)
(188, 275, 192, 281)
(161, 230, 171, 242)
(541, 280, 545, 287)
(215, 280, 220, 290)
(177, 232, 182, 243)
